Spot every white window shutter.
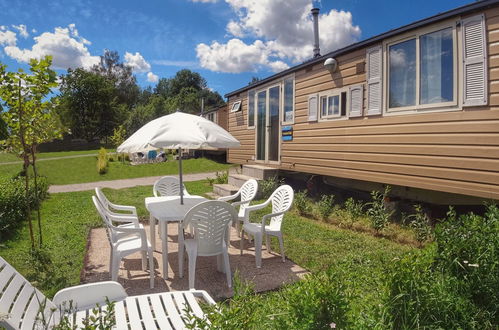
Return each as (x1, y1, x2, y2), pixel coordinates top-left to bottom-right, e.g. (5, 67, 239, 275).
(349, 85, 363, 117)
(462, 14, 487, 106)
(366, 45, 382, 115)
(308, 94, 318, 121)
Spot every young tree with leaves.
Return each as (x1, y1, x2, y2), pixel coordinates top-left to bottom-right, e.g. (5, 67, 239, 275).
(0, 56, 64, 248)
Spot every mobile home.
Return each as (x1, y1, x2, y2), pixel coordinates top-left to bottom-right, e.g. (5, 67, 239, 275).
(225, 0, 499, 203)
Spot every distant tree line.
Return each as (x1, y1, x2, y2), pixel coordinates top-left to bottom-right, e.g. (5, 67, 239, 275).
(56, 50, 225, 143)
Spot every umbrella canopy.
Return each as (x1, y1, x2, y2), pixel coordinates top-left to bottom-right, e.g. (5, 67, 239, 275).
(117, 112, 240, 204)
(117, 112, 240, 153)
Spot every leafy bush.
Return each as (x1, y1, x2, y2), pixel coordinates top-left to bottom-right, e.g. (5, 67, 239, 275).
(406, 204, 433, 244)
(340, 197, 365, 228)
(260, 175, 284, 199)
(294, 190, 312, 216)
(434, 204, 499, 322)
(385, 247, 480, 329)
(0, 175, 48, 239)
(184, 271, 349, 329)
(366, 186, 393, 232)
(383, 204, 499, 328)
(317, 194, 335, 221)
(214, 170, 228, 184)
(96, 147, 108, 174)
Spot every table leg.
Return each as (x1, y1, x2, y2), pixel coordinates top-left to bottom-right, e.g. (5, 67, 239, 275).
(162, 221, 168, 279)
(150, 214, 156, 251)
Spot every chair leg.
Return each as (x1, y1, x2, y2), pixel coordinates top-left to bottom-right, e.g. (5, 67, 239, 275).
(240, 231, 244, 255)
(179, 243, 185, 278)
(278, 234, 285, 262)
(266, 233, 271, 253)
(109, 249, 113, 275)
(188, 253, 197, 290)
(111, 254, 119, 281)
(216, 255, 224, 273)
(235, 220, 240, 237)
(254, 233, 262, 268)
(223, 250, 231, 288)
(141, 251, 147, 271)
(148, 249, 154, 289)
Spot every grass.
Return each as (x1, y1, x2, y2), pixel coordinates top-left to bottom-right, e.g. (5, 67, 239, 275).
(0, 180, 213, 297)
(0, 149, 111, 163)
(1, 182, 413, 325)
(0, 155, 232, 185)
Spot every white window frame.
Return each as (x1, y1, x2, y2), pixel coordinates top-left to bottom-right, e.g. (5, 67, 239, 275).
(383, 20, 459, 114)
(282, 75, 295, 125)
(247, 90, 256, 129)
(206, 112, 216, 122)
(318, 87, 349, 121)
(231, 100, 242, 112)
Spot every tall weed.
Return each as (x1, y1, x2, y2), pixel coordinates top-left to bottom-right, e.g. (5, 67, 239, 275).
(260, 176, 284, 199)
(294, 190, 312, 216)
(366, 186, 393, 232)
(317, 194, 335, 221)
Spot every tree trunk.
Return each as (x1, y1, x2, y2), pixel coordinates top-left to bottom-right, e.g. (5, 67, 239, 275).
(31, 145, 43, 247)
(18, 81, 35, 248)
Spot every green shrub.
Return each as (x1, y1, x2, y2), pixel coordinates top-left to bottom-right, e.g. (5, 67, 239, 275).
(406, 204, 433, 244)
(260, 175, 284, 199)
(294, 190, 312, 216)
(0, 175, 49, 239)
(385, 247, 481, 329)
(317, 194, 335, 221)
(214, 170, 228, 184)
(434, 204, 499, 322)
(184, 271, 349, 329)
(344, 197, 364, 219)
(96, 147, 108, 174)
(366, 186, 393, 232)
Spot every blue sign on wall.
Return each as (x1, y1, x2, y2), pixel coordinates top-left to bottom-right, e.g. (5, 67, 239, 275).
(282, 126, 293, 141)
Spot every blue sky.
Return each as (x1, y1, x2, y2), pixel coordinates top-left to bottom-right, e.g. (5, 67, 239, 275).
(0, 0, 473, 97)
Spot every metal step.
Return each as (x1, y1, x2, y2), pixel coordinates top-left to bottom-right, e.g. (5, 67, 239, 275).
(213, 184, 239, 197)
(242, 164, 279, 180)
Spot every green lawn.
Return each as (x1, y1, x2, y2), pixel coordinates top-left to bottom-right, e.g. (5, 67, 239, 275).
(0, 155, 232, 185)
(0, 181, 413, 325)
(0, 149, 110, 163)
(0, 180, 213, 297)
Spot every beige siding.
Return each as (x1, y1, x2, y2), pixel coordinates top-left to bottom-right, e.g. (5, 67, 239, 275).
(227, 6, 499, 201)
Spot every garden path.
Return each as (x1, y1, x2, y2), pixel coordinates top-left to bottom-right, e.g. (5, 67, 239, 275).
(48, 171, 219, 193)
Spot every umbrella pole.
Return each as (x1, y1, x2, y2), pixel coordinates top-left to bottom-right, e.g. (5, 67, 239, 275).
(178, 147, 184, 205)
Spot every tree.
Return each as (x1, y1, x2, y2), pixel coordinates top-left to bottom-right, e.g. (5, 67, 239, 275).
(153, 69, 225, 115)
(0, 56, 63, 248)
(91, 50, 139, 107)
(58, 68, 123, 141)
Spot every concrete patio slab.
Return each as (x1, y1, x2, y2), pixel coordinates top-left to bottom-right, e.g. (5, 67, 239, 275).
(83, 223, 309, 300)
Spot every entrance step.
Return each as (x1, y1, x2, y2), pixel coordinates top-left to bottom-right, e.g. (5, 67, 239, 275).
(213, 184, 239, 197)
(205, 192, 221, 200)
(228, 173, 256, 188)
(242, 165, 279, 180)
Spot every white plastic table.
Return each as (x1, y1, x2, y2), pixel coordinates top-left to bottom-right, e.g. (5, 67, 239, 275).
(145, 195, 207, 279)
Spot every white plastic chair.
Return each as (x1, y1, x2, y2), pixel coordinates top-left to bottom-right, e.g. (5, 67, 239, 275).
(92, 196, 154, 288)
(178, 201, 237, 289)
(95, 187, 140, 228)
(218, 179, 258, 236)
(0, 257, 215, 330)
(153, 176, 191, 197)
(240, 185, 294, 268)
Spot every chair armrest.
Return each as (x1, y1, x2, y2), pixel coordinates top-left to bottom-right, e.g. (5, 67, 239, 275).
(108, 201, 137, 215)
(232, 199, 252, 207)
(262, 211, 286, 224)
(245, 199, 271, 213)
(108, 214, 140, 226)
(53, 281, 128, 311)
(217, 190, 240, 202)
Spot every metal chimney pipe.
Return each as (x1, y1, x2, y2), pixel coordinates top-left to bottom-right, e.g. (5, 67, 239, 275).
(311, 8, 320, 58)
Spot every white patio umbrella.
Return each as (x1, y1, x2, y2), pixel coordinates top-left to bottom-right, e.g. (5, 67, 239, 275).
(117, 111, 240, 204)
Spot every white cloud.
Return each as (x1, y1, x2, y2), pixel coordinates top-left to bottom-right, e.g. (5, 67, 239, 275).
(0, 30, 17, 46)
(124, 51, 151, 72)
(12, 24, 28, 38)
(3, 24, 100, 69)
(196, 38, 289, 73)
(197, 0, 361, 73)
(147, 71, 159, 83)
